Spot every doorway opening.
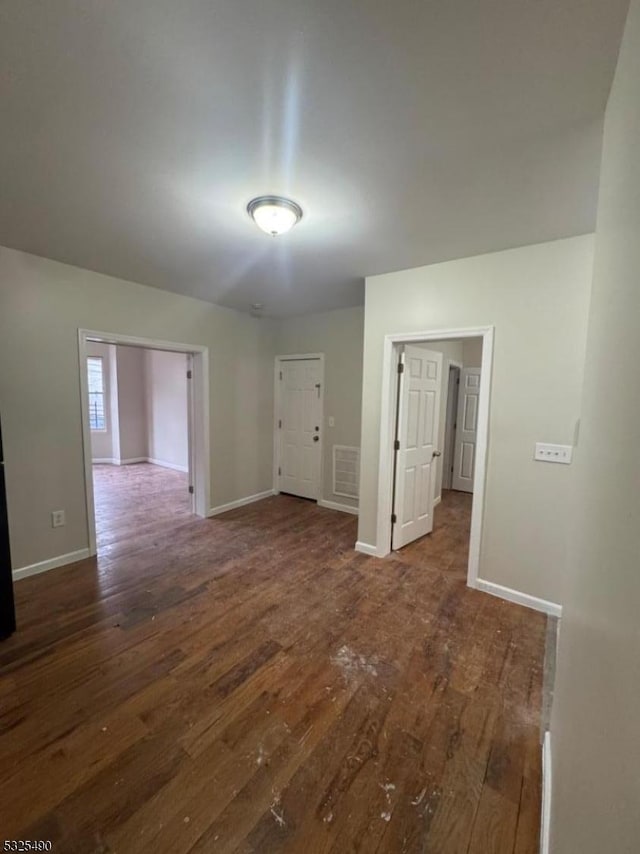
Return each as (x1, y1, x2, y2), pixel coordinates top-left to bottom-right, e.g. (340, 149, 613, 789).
(376, 327, 493, 587)
(79, 330, 210, 557)
(273, 354, 325, 501)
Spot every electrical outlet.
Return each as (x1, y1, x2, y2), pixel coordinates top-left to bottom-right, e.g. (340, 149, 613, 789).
(534, 443, 573, 465)
(51, 510, 66, 528)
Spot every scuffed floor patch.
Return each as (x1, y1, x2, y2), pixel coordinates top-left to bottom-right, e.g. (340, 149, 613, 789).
(330, 644, 379, 679)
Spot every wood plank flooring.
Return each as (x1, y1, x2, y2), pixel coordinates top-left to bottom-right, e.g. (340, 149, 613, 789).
(92, 463, 192, 559)
(395, 490, 473, 577)
(1, 468, 546, 853)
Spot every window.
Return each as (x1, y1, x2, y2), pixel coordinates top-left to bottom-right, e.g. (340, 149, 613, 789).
(87, 356, 106, 430)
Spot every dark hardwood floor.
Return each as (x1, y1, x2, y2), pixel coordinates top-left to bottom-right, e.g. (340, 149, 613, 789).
(395, 490, 473, 577)
(1, 469, 545, 853)
(93, 462, 192, 559)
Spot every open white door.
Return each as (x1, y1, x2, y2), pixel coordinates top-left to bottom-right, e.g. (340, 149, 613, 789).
(278, 358, 322, 500)
(392, 345, 443, 550)
(452, 367, 481, 493)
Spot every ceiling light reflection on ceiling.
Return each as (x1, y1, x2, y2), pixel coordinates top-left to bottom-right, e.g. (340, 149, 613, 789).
(247, 195, 302, 236)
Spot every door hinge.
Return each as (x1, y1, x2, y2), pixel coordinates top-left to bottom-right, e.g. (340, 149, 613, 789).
(391, 513, 397, 524)
(278, 466, 282, 476)
(188, 485, 194, 494)
(279, 370, 283, 380)
(397, 362, 404, 374)
(186, 370, 192, 380)
(393, 439, 400, 451)
(278, 419, 282, 429)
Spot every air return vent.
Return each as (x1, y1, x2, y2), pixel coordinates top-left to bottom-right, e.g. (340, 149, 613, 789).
(333, 445, 360, 499)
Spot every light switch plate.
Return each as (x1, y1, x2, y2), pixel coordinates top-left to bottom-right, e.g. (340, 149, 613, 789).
(328, 416, 335, 427)
(534, 443, 573, 464)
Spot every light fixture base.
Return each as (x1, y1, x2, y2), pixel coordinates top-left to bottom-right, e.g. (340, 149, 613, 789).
(247, 195, 303, 236)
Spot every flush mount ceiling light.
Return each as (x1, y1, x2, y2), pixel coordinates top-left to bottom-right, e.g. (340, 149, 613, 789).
(247, 195, 302, 236)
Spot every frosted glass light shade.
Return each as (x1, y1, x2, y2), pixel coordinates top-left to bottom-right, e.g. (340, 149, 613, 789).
(247, 196, 302, 236)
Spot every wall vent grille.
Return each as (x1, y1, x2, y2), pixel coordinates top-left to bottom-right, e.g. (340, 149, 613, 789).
(333, 445, 360, 499)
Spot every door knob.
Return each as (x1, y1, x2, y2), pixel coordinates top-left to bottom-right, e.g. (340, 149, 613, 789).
(432, 450, 442, 458)
(313, 435, 319, 442)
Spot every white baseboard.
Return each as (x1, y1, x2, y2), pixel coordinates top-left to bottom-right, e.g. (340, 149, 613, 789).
(475, 578, 562, 618)
(147, 457, 189, 473)
(13, 548, 91, 582)
(541, 730, 552, 854)
(92, 456, 186, 470)
(318, 499, 359, 516)
(433, 494, 442, 506)
(355, 540, 382, 557)
(208, 489, 275, 517)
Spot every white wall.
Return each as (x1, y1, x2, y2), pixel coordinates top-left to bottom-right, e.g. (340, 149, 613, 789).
(116, 345, 148, 462)
(274, 306, 364, 509)
(463, 337, 483, 367)
(145, 349, 189, 471)
(89, 343, 148, 464)
(551, 2, 640, 851)
(0, 246, 275, 570)
(357, 235, 593, 605)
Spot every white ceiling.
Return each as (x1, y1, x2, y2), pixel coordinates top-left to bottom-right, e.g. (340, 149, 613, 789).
(0, 1, 629, 316)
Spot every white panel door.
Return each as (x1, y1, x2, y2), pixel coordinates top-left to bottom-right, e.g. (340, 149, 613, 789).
(452, 367, 481, 493)
(279, 359, 322, 500)
(392, 345, 443, 550)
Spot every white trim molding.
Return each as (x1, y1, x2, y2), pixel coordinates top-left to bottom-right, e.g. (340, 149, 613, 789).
(541, 730, 552, 854)
(475, 578, 563, 618)
(147, 458, 189, 473)
(375, 326, 494, 590)
(92, 457, 149, 466)
(13, 548, 91, 582)
(208, 490, 275, 517)
(92, 457, 187, 471)
(355, 541, 381, 557)
(318, 499, 359, 516)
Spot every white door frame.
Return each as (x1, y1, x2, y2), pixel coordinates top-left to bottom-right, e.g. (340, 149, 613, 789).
(79, 329, 210, 556)
(377, 327, 493, 588)
(273, 353, 325, 499)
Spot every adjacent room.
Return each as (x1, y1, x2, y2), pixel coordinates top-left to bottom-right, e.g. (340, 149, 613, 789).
(1, 2, 639, 853)
(85, 342, 193, 556)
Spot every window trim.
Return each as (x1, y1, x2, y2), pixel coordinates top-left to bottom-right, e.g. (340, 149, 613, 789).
(87, 355, 107, 433)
